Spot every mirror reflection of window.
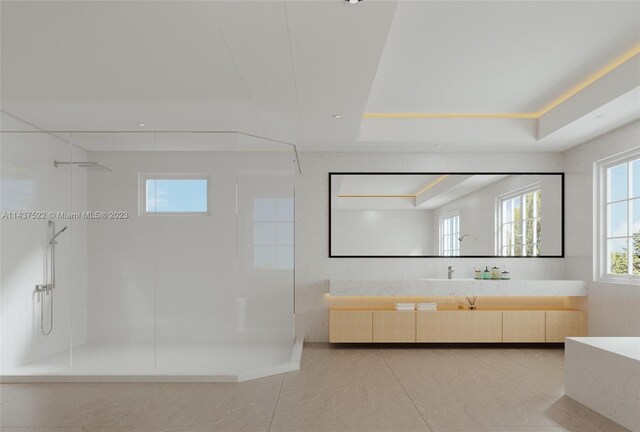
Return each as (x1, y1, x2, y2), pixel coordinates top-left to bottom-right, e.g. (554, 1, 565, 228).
(499, 187, 541, 256)
(440, 212, 460, 256)
(253, 198, 294, 270)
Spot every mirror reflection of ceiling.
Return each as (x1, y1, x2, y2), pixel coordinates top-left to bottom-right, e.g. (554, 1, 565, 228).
(1, 1, 639, 151)
(334, 175, 507, 210)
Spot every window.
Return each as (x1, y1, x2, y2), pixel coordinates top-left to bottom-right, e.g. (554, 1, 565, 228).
(498, 186, 541, 256)
(440, 212, 460, 256)
(140, 174, 209, 215)
(254, 198, 294, 270)
(599, 153, 640, 281)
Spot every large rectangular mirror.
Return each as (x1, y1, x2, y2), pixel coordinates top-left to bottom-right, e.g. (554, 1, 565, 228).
(329, 172, 564, 258)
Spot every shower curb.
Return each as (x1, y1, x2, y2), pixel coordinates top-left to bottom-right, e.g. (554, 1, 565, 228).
(0, 337, 303, 383)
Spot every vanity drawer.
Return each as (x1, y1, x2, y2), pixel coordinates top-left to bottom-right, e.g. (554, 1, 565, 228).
(545, 311, 587, 342)
(417, 311, 502, 342)
(329, 310, 372, 343)
(503, 311, 546, 342)
(372, 311, 416, 342)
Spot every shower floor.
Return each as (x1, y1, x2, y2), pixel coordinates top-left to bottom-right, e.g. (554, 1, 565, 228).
(1, 340, 302, 382)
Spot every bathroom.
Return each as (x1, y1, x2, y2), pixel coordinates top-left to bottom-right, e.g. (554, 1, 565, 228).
(1, 1, 639, 431)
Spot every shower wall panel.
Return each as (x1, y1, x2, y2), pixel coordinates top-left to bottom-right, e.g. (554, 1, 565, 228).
(1, 116, 89, 372)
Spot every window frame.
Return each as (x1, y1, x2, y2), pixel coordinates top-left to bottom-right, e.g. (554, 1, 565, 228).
(596, 149, 640, 284)
(496, 183, 542, 257)
(439, 211, 460, 257)
(139, 173, 211, 216)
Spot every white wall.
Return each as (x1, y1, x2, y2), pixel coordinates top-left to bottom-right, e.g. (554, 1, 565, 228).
(331, 209, 433, 256)
(1, 114, 88, 371)
(295, 151, 567, 341)
(565, 120, 640, 336)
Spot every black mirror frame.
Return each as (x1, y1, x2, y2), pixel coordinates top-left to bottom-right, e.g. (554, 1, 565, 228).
(328, 172, 564, 258)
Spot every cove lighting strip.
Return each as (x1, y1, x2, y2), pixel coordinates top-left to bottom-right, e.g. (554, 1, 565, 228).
(338, 175, 449, 198)
(363, 44, 640, 120)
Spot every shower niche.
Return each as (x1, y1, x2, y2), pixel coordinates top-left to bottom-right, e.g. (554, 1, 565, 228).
(0, 123, 299, 381)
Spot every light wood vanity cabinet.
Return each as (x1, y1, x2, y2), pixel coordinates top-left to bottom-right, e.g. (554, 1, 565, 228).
(503, 311, 546, 342)
(545, 310, 588, 342)
(417, 311, 502, 342)
(329, 309, 587, 343)
(329, 310, 372, 342)
(372, 311, 415, 342)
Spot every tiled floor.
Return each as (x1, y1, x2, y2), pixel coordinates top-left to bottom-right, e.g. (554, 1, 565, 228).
(0, 343, 629, 432)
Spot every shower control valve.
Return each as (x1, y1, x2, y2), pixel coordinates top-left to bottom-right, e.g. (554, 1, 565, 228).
(35, 284, 54, 293)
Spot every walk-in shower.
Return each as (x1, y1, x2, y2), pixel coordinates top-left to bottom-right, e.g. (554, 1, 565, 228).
(34, 221, 68, 335)
(1, 124, 300, 381)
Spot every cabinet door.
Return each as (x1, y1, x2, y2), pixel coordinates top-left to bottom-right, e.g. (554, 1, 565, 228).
(503, 311, 546, 342)
(545, 311, 587, 342)
(372, 311, 416, 342)
(417, 311, 502, 342)
(330, 310, 372, 343)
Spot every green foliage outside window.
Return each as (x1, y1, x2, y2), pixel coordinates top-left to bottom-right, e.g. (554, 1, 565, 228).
(610, 232, 640, 275)
(504, 190, 541, 256)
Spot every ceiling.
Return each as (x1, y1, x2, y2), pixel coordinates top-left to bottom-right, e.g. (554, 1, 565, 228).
(366, 2, 640, 114)
(1, 1, 639, 152)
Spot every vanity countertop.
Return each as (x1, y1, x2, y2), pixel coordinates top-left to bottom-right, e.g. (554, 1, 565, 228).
(329, 279, 587, 297)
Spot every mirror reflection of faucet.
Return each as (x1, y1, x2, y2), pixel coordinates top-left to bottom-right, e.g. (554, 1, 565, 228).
(448, 266, 454, 279)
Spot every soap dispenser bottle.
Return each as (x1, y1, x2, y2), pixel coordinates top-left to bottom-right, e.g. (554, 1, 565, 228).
(482, 266, 490, 280)
(491, 266, 501, 280)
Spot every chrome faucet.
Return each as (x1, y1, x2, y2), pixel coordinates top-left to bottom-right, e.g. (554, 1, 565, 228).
(448, 266, 454, 279)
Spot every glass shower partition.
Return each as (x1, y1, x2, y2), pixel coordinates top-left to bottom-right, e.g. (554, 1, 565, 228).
(1, 127, 298, 379)
(70, 132, 159, 375)
(234, 134, 297, 378)
(152, 132, 241, 375)
(0, 129, 74, 375)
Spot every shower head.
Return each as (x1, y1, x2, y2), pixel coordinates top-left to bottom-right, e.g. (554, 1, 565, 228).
(50, 226, 68, 244)
(54, 161, 111, 171)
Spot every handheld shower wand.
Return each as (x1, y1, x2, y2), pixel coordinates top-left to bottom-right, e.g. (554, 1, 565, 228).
(50, 225, 68, 244)
(35, 220, 68, 335)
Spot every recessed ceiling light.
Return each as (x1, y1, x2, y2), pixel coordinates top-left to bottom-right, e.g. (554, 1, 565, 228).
(346, 0, 362, 3)
(332, 115, 342, 119)
(434, 144, 444, 148)
(137, 123, 146, 127)
(595, 114, 608, 119)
